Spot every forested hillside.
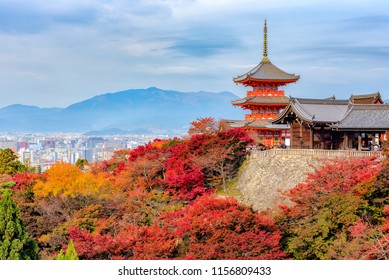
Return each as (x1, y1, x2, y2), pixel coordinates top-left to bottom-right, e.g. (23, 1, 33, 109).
(0, 120, 389, 260)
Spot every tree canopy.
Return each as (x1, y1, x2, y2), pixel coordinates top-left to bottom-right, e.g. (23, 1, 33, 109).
(0, 148, 26, 175)
(3, 125, 389, 260)
(0, 189, 38, 260)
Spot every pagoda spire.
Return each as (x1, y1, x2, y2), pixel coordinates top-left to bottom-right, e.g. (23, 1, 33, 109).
(262, 19, 270, 62)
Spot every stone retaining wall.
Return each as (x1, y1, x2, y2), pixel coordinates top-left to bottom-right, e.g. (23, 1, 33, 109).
(236, 153, 323, 212)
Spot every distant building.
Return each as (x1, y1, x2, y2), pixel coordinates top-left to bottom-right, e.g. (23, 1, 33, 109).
(80, 149, 93, 162)
(51, 151, 58, 162)
(17, 141, 29, 151)
(87, 137, 104, 148)
(67, 139, 76, 149)
(0, 140, 17, 149)
(69, 152, 79, 164)
(44, 140, 56, 149)
(17, 149, 34, 165)
(102, 150, 114, 161)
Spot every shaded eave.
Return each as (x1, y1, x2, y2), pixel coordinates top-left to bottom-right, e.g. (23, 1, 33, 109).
(332, 127, 389, 132)
(223, 119, 289, 130)
(234, 77, 299, 86)
(232, 96, 290, 107)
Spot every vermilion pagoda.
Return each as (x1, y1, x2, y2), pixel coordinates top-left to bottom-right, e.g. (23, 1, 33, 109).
(226, 20, 299, 147)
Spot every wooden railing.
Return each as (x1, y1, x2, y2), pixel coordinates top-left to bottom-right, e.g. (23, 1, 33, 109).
(245, 113, 276, 120)
(247, 90, 285, 97)
(250, 148, 383, 159)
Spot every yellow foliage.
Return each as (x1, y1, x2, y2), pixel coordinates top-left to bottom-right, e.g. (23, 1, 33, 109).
(34, 162, 112, 198)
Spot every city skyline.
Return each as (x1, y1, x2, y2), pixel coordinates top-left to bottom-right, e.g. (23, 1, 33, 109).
(1, 0, 389, 108)
(0, 132, 167, 171)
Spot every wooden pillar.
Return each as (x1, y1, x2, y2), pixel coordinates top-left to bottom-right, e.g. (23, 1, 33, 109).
(330, 132, 334, 150)
(343, 133, 349, 150)
(358, 134, 362, 151)
(310, 128, 313, 149)
(299, 124, 303, 138)
(375, 133, 379, 146)
(299, 124, 303, 148)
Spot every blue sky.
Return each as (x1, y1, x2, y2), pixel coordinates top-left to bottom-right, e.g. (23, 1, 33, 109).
(1, 0, 389, 107)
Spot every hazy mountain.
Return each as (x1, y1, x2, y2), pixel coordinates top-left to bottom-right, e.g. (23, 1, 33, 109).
(83, 128, 154, 136)
(0, 87, 244, 133)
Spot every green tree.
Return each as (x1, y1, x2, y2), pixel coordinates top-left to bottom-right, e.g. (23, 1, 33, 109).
(0, 189, 39, 259)
(57, 239, 79, 260)
(0, 148, 26, 175)
(75, 158, 88, 170)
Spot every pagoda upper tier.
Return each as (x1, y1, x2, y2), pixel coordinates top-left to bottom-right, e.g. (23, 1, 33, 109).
(233, 60, 300, 87)
(233, 20, 299, 87)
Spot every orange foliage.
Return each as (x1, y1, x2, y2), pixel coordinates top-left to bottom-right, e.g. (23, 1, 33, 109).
(34, 162, 112, 198)
(188, 117, 218, 136)
(150, 139, 170, 148)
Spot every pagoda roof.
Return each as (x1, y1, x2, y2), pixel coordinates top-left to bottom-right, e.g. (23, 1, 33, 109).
(272, 97, 351, 125)
(332, 104, 389, 131)
(232, 95, 290, 106)
(221, 119, 289, 130)
(350, 92, 383, 104)
(233, 60, 300, 85)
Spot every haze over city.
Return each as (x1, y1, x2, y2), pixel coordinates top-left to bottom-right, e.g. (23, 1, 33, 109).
(1, 0, 389, 108)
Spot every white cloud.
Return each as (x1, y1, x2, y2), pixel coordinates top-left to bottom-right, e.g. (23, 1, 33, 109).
(1, 0, 389, 107)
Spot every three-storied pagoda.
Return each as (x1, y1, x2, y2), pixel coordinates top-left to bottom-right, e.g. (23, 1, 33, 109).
(228, 20, 299, 147)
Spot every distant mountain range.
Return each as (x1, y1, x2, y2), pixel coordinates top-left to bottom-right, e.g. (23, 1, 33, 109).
(0, 87, 244, 134)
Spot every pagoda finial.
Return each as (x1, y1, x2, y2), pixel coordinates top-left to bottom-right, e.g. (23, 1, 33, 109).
(262, 19, 270, 62)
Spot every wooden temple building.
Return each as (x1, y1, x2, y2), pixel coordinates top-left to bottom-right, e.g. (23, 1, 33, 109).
(222, 21, 389, 150)
(271, 93, 389, 150)
(222, 20, 299, 148)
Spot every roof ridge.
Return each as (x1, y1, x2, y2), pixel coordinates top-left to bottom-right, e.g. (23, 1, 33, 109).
(294, 97, 349, 105)
(337, 104, 354, 124)
(292, 98, 314, 119)
(352, 103, 389, 109)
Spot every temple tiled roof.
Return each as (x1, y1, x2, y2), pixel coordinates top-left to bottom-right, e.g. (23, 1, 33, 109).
(350, 92, 383, 104)
(332, 104, 389, 130)
(272, 97, 350, 125)
(233, 60, 299, 84)
(232, 95, 290, 106)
